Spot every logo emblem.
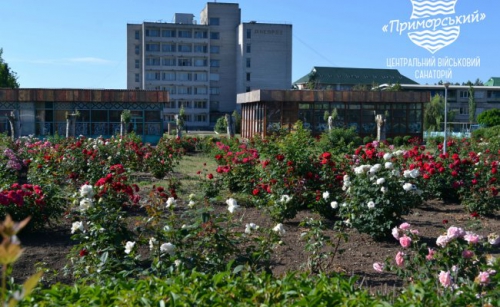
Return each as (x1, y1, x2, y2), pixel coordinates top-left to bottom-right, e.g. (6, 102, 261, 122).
(408, 0, 459, 54)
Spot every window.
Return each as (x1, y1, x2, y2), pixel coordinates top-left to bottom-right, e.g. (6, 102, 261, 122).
(194, 31, 208, 38)
(459, 91, 469, 98)
(246, 29, 251, 39)
(194, 87, 207, 95)
(210, 46, 220, 54)
(194, 58, 207, 67)
(246, 44, 251, 53)
(178, 44, 192, 52)
(210, 32, 220, 40)
(210, 59, 220, 67)
(162, 44, 176, 52)
(135, 45, 140, 55)
(145, 58, 160, 66)
(162, 86, 176, 94)
(246, 72, 251, 81)
(162, 29, 176, 37)
(210, 73, 220, 81)
(194, 101, 207, 109)
(460, 107, 469, 115)
(135, 59, 140, 69)
(194, 114, 207, 122)
(135, 74, 140, 82)
(246, 86, 251, 92)
(178, 101, 191, 108)
(177, 72, 192, 81)
(145, 29, 160, 37)
(162, 58, 176, 66)
(135, 31, 140, 39)
(178, 30, 192, 38)
(177, 87, 192, 95)
(246, 58, 251, 68)
(162, 72, 176, 81)
(178, 58, 192, 66)
(209, 17, 220, 25)
(210, 87, 220, 95)
(146, 43, 160, 52)
(146, 72, 161, 80)
(194, 72, 207, 81)
(164, 114, 176, 121)
(194, 44, 208, 53)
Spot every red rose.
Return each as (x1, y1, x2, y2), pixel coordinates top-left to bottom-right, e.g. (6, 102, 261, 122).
(276, 154, 285, 161)
(492, 168, 497, 174)
(321, 152, 332, 160)
(252, 188, 260, 196)
(79, 249, 88, 257)
(207, 174, 214, 180)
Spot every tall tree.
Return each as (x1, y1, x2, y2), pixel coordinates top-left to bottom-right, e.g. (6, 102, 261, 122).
(468, 85, 476, 124)
(424, 94, 443, 131)
(0, 48, 20, 88)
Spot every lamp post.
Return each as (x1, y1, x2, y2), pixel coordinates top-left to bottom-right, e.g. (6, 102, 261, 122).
(443, 82, 450, 154)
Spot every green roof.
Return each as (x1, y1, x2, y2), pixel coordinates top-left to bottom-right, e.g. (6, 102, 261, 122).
(485, 77, 500, 86)
(294, 66, 418, 86)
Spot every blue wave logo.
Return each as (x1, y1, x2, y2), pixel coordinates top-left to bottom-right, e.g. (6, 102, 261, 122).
(410, 0, 457, 19)
(408, 0, 459, 53)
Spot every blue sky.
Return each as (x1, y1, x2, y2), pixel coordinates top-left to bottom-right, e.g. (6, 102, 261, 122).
(1, 0, 498, 89)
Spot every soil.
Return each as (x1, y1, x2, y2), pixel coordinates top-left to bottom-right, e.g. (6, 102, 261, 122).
(13, 194, 499, 292)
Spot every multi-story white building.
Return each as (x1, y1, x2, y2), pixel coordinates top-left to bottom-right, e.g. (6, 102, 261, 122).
(127, 2, 292, 129)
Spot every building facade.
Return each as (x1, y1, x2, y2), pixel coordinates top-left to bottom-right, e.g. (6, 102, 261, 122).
(0, 89, 167, 144)
(395, 83, 500, 132)
(237, 89, 429, 139)
(127, 2, 292, 129)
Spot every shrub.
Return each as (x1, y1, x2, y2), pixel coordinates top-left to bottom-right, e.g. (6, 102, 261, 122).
(362, 136, 372, 145)
(339, 145, 423, 240)
(393, 136, 403, 147)
(214, 116, 227, 134)
(403, 135, 412, 144)
(477, 108, 500, 127)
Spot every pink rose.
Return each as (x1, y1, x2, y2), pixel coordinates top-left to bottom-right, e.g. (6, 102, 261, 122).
(462, 250, 474, 259)
(436, 235, 451, 247)
(476, 272, 490, 285)
(447, 226, 465, 239)
(399, 222, 411, 230)
(410, 229, 420, 235)
(399, 235, 412, 248)
(426, 248, 436, 261)
(439, 271, 452, 288)
(373, 262, 385, 272)
(395, 251, 405, 267)
(464, 233, 480, 244)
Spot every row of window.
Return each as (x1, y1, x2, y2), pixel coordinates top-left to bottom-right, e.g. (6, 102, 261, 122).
(136, 45, 220, 55)
(164, 113, 208, 122)
(143, 84, 220, 95)
(136, 72, 219, 82)
(135, 57, 220, 68)
(164, 100, 208, 109)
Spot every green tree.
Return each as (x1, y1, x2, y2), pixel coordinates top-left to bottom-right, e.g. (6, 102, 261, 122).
(468, 85, 476, 124)
(0, 49, 19, 88)
(477, 109, 500, 127)
(424, 94, 444, 131)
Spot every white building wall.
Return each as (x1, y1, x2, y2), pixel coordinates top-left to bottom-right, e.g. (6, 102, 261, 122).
(127, 2, 292, 128)
(237, 23, 292, 95)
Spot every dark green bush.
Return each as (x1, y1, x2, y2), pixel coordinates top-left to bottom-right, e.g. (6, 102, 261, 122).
(393, 136, 403, 146)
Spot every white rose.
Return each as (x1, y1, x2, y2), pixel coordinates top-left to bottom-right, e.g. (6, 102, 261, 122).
(160, 242, 176, 255)
(272, 223, 286, 236)
(331, 201, 338, 209)
(367, 201, 375, 209)
(79, 184, 94, 198)
(322, 191, 330, 200)
(124, 241, 136, 254)
(166, 197, 177, 208)
(71, 221, 84, 234)
(376, 178, 385, 185)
